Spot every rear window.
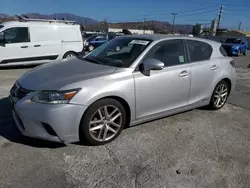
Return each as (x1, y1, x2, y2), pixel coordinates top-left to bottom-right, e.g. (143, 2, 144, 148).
(220, 46, 228, 56)
(185, 40, 213, 62)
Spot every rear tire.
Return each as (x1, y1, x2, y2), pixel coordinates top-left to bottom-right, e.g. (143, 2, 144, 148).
(63, 52, 77, 59)
(79, 98, 126, 145)
(243, 50, 247, 56)
(208, 80, 229, 110)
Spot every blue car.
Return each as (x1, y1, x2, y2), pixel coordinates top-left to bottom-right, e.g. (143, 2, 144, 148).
(222, 38, 248, 56)
(84, 34, 116, 51)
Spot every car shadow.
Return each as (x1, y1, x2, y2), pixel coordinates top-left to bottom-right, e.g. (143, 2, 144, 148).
(0, 64, 38, 70)
(0, 97, 65, 148)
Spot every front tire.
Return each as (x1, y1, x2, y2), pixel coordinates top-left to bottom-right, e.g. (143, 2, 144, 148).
(236, 50, 239, 56)
(88, 45, 95, 52)
(208, 80, 229, 110)
(79, 98, 126, 145)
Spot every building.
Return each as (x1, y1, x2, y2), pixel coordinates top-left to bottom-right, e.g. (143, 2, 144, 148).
(108, 28, 154, 34)
(221, 30, 250, 37)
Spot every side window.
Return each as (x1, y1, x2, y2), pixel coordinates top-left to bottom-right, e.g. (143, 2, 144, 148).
(95, 37, 105, 41)
(145, 39, 186, 67)
(3, 27, 30, 43)
(0, 31, 3, 40)
(186, 40, 212, 62)
(220, 46, 228, 56)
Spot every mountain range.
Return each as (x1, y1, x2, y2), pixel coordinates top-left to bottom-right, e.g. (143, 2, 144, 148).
(0, 13, 193, 33)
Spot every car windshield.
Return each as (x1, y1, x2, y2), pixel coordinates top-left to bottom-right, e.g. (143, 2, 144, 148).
(81, 37, 152, 68)
(225, 38, 241, 44)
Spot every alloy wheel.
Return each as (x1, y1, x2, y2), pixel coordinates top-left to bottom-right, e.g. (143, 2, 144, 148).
(89, 105, 123, 142)
(213, 84, 228, 108)
(66, 53, 75, 58)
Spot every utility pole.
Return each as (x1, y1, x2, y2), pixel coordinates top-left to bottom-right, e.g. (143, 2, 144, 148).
(151, 20, 154, 33)
(217, 5, 223, 30)
(104, 18, 108, 33)
(238, 22, 242, 31)
(171, 13, 178, 33)
(143, 17, 146, 34)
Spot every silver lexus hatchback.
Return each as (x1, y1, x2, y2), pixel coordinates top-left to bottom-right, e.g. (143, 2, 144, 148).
(10, 35, 236, 145)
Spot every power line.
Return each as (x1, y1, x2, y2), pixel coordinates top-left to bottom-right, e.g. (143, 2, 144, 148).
(176, 4, 219, 14)
(224, 9, 250, 12)
(223, 4, 250, 7)
(178, 9, 218, 17)
(109, 5, 221, 20)
(186, 19, 212, 22)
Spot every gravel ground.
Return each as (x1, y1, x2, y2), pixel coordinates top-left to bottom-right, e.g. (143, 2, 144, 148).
(0, 55, 249, 188)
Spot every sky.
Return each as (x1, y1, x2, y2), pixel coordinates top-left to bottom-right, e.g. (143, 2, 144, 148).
(1, 0, 250, 30)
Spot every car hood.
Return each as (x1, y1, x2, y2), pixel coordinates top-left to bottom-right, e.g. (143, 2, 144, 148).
(18, 58, 117, 90)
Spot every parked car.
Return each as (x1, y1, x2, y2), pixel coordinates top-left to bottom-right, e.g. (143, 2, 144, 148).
(0, 18, 83, 66)
(84, 34, 116, 51)
(10, 35, 236, 145)
(222, 37, 248, 56)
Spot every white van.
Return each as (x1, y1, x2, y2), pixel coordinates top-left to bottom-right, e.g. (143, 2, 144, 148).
(0, 18, 83, 66)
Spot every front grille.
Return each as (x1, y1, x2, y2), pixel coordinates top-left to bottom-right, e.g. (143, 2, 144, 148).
(10, 83, 30, 100)
(16, 87, 29, 99)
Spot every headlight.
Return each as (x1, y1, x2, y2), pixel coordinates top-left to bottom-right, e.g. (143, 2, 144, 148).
(31, 89, 80, 104)
(232, 45, 239, 49)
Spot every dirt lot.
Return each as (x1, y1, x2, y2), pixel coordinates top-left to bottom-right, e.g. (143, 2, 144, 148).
(0, 55, 250, 188)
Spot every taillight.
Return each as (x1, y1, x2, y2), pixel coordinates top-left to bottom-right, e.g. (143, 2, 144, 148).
(230, 60, 235, 67)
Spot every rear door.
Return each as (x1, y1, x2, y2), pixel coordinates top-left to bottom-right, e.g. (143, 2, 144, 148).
(0, 27, 31, 64)
(184, 39, 220, 106)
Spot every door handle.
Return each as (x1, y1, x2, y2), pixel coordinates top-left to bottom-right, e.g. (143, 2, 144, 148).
(34, 45, 41, 47)
(179, 70, 189, 77)
(211, 65, 219, 70)
(21, 46, 28, 48)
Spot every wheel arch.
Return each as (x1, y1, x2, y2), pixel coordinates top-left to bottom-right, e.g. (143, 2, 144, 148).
(63, 51, 78, 58)
(221, 78, 232, 94)
(80, 95, 132, 129)
(209, 77, 232, 102)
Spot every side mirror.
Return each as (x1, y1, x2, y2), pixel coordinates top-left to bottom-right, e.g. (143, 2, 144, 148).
(140, 58, 164, 76)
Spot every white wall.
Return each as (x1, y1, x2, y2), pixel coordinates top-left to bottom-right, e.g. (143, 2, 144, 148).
(108, 28, 154, 34)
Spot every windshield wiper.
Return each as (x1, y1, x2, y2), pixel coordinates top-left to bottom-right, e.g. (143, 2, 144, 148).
(83, 57, 102, 65)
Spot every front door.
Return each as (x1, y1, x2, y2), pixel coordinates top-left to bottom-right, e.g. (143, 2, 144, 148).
(133, 39, 191, 119)
(0, 27, 31, 64)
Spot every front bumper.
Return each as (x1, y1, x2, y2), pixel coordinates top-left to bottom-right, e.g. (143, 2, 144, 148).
(10, 95, 87, 143)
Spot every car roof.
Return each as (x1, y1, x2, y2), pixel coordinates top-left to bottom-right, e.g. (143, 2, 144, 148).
(1, 21, 79, 27)
(118, 34, 221, 46)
